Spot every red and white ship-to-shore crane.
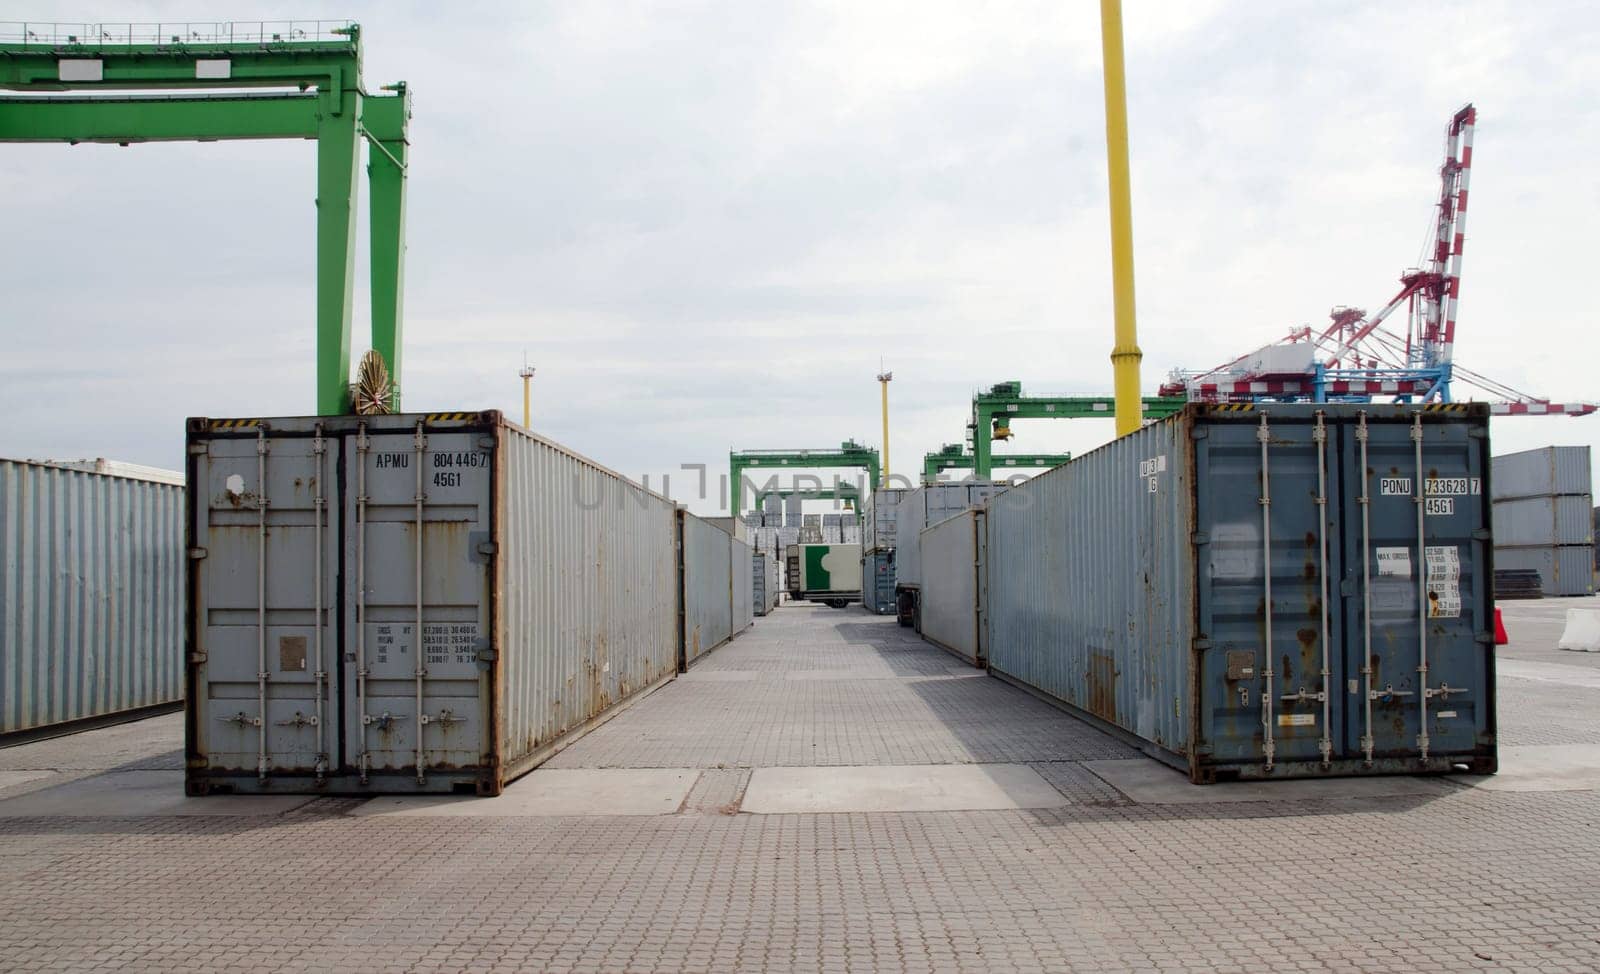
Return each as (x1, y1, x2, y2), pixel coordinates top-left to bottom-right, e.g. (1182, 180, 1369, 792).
(1160, 105, 1596, 417)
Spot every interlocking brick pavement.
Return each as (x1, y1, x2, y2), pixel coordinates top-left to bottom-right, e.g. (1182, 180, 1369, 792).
(0, 604, 1597, 972)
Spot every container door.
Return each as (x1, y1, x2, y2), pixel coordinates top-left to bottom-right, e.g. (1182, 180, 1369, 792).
(1196, 414, 1344, 771)
(974, 511, 989, 665)
(193, 426, 339, 780)
(1340, 413, 1491, 766)
(343, 422, 493, 786)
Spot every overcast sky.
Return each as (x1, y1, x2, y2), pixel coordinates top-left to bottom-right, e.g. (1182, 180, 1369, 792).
(3, 1, 1597, 513)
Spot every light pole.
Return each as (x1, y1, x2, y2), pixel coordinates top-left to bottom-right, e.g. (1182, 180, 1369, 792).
(1100, 0, 1144, 437)
(876, 368, 893, 482)
(519, 359, 536, 428)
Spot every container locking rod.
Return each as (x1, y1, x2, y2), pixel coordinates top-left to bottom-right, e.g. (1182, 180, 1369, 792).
(1257, 414, 1275, 771)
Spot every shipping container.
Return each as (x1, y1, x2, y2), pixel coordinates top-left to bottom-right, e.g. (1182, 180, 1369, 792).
(1492, 545, 1595, 597)
(861, 487, 909, 553)
(893, 483, 1005, 594)
(185, 412, 681, 796)
(785, 543, 861, 607)
(732, 537, 754, 633)
(917, 510, 986, 667)
(862, 550, 896, 614)
(682, 513, 738, 668)
(752, 551, 780, 616)
(705, 515, 748, 542)
(985, 403, 1496, 782)
(1490, 446, 1591, 501)
(1492, 495, 1594, 547)
(1, 458, 185, 738)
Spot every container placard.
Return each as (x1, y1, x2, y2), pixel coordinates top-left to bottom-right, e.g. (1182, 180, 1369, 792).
(1424, 545, 1461, 618)
(1375, 547, 1412, 578)
(370, 622, 481, 666)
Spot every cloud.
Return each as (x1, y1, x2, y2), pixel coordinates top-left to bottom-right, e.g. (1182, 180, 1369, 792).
(3, 1, 1597, 508)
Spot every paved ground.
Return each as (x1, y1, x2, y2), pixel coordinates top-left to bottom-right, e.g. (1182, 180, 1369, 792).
(2, 601, 1599, 972)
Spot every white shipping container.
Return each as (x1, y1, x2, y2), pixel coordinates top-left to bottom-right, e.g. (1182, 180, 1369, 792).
(1491, 446, 1591, 500)
(185, 412, 681, 796)
(917, 510, 986, 666)
(1493, 545, 1594, 597)
(1493, 495, 1593, 547)
(2, 458, 185, 737)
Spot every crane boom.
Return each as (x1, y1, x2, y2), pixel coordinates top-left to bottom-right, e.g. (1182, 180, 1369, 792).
(1163, 104, 1595, 417)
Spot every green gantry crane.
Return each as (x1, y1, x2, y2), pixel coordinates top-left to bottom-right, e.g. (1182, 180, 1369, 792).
(755, 486, 861, 511)
(921, 443, 1072, 484)
(730, 440, 880, 513)
(0, 20, 409, 414)
(966, 381, 1185, 479)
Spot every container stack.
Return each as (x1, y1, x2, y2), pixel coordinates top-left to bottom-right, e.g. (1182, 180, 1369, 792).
(860, 487, 909, 613)
(1491, 446, 1594, 597)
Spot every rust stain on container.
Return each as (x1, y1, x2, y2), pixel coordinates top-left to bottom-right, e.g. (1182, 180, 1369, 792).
(1088, 651, 1118, 722)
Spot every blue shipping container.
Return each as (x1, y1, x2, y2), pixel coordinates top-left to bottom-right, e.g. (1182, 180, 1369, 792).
(985, 403, 1496, 782)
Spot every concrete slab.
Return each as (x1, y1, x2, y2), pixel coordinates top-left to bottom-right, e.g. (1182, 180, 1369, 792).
(0, 770, 58, 792)
(678, 670, 759, 682)
(740, 764, 1067, 814)
(1083, 759, 1455, 805)
(0, 770, 317, 817)
(783, 669, 875, 681)
(1498, 659, 1600, 690)
(353, 768, 698, 817)
(1459, 745, 1600, 793)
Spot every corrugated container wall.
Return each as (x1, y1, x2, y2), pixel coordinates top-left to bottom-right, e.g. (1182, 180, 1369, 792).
(1493, 545, 1595, 597)
(732, 537, 754, 633)
(681, 514, 736, 667)
(752, 551, 779, 616)
(1490, 446, 1591, 500)
(892, 489, 927, 588)
(985, 404, 1496, 782)
(185, 413, 681, 796)
(1, 459, 185, 736)
(893, 484, 1002, 591)
(917, 510, 985, 667)
(1492, 496, 1594, 547)
(862, 487, 909, 553)
(863, 551, 896, 614)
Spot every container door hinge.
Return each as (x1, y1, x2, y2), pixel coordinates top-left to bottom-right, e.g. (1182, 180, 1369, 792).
(477, 435, 497, 451)
(1339, 578, 1357, 596)
(477, 541, 499, 556)
(1190, 531, 1209, 545)
(1191, 637, 1213, 651)
(1190, 427, 1210, 440)
(1468, 427, 1487, 439)
(189, 652, 208, 664)
(1475, 632, 1494, 645)
(1472, 528, 1491, 541)
(188, 442, 208, 455)
(188, 547, 208, 560)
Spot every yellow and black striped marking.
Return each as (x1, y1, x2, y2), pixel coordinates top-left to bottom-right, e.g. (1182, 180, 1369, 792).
(425, 411, 479, 422)
(207, 418, 262, 430)
(1211, 403, 1255, 412)
(1422, 403, 1469, 413)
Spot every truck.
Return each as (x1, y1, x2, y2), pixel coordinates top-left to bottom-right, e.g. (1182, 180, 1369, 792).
(784, 543, 863, 608)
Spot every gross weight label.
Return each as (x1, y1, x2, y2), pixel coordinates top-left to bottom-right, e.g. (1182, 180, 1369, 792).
(370, 622, 481, 667)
